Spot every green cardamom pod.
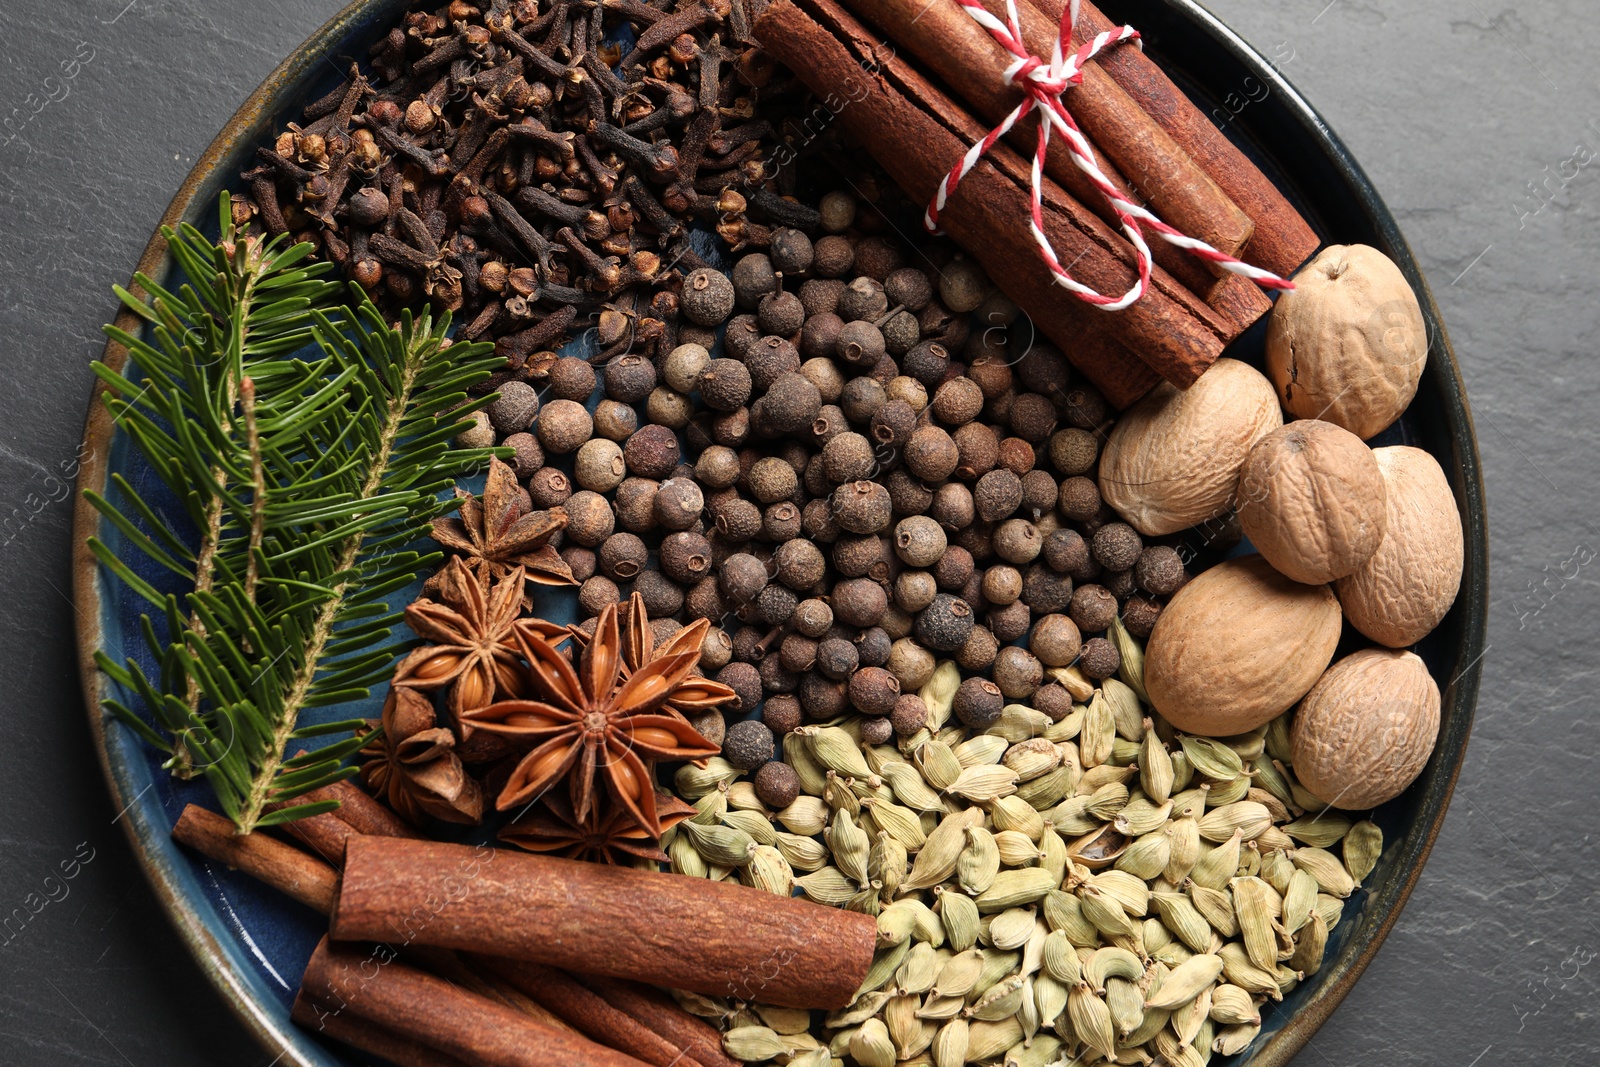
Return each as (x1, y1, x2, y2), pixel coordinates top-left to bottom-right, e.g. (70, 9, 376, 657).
(1100, 678, 1145, 741)
(1199, 800, 1273, 843)
(989, 703, 1053, 743)
(1042, 795, 1098, 836)
(742, 845, 795, 896)
(1109, 616, 1149, 704)
(1039, 827, 1069, 885)
(1014, 765, 1075, 810)
(949, 764, 1019, 804)
(857, 940, 911, 997)
(991, 795, 1046, 840)
(722, 1024, 789, 1063)
(863, 797, 927, 851)
(985, 906, 1038, 950)
(1002, 737, 1061, 782)
(886, 993, 927, 1059)
(668, 829, 709, 879)
(1115, 797, 1174, 838)
(1033, 971, 1069, 1029)
(1208, 983, 1260, 1025)
(785, 732, 830, 797)
(957, 826, 1002, 895)
(1251, 755, 1297, 813)
(1085, 781, 1131, 821)
(1189, 828, 1244, 890)
(1078, 884, 1135, 940)
(869, 831, 908, 902)
(1043, 706, 1084, 743)
(1145, 952, 1224, 1010)
(1342, 819, 1383, 883)
(1316, 892, 1344, 930)
(828, 807, 872, 885)
(931, 1017, 968, 1067)
(1042, 889, 1100, 947)
(676, 757, 740, 800)
(1005, 1032, 1062, 1067)
(721, 807, 778, 845)
(1218, 942, 1282, 999)
(1085, 945, 1144, 991)
(1281, 810, 1353, 848)
(1042, 929, 1081, 984)
(915, 738, 963, 792)
(848, 1017, 895, 1067)
(936, 888, 982, 954)
(954, 733, 1009, 768)
(1105, 975, 1147, 1039)
(919, 659, 962, 729)
(1171, 985, 1212, 1051)
(1142, 916, 1171, 954)
(1151, 890, 1213, 953)
(876, 901, 919, 949)
(1090, 869, 1151, 916)
(1213, 1020, 1262, 1056)
(1179, 735, 1245, 781)
(797, 866, 857, 906)
(1067, 984, 1118, 1061)
(1292, 846, 1355, 898)
(1289, 910, 1329, 975)
(681, 819, 757, 867)
(827, 990, 890, 1028)
(1139, 722, 1174, 804)
(1115, 830, 1171, 881)
(1080, 691, 1116, 768)
(1264, 713, 1293, 763)
(774, 831, 829, 873)
(897, 940, 940, 995)
(1282, 868, 1319, 934)
(1204, 772, 1252, 806)
(775, 794, 828, 836)
(973, 948, 1021, 999)
(1189, 882, 1239, 937)
(966, 1017, 1024, 1063)
(810, 726, 873, 778)
(879, 760, 949, 813)
(1259, 847, 1296, 895)
(970, 974, 1026, 1021)
(903, 807, 984, 892)
(1170, 749, 1195, 793)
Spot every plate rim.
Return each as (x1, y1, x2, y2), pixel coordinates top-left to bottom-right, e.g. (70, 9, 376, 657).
(69, 2, 1490, 1065)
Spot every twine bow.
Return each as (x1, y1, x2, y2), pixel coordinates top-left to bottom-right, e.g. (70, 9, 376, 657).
(925, 0, 1292, 310)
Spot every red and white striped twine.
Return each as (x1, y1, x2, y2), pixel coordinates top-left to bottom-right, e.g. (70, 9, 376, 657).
(924, 0, 1293, 310)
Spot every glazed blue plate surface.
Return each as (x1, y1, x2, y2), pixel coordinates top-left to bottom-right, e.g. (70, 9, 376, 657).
(74, 2, 1488, 1065)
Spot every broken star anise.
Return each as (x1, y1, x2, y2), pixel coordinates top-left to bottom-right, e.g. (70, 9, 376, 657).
(392, 557, 528, 721)
(429, 456, 575, 602)
(459, 599, 726, 836)
(498, 787, 695, 866)
(357, 686, 484, 826)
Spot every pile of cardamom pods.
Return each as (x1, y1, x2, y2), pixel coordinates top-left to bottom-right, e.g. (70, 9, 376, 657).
(664, 619, 1383, 1067)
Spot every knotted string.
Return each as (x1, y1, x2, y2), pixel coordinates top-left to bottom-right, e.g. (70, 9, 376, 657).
(924, 0, 1292, 310)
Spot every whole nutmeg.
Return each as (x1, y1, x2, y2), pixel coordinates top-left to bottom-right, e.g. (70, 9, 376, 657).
(1267, 244, 1427, 440)
(723, 719, 775, 771)
(849, 665, 901, 716)
(1334, 445, 1463, 647)
(1098, 359, 1283, 536)
(1145, 554, 1342, 734)
(1289, 648, 1441, 809)
(1237, 419, 1388, 584)
(953, 676, 1004, 728)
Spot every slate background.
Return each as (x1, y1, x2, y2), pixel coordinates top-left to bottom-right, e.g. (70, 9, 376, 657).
(1, 0, 1593, 1063)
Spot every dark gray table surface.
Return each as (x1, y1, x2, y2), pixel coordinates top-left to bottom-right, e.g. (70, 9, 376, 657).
(1, 0, 1592, 1063)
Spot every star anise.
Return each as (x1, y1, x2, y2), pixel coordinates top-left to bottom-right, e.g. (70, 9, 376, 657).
(459, 600, 725, 836)
(498, 787, 695, 866)
(429, 456, 575, 602)
(357, 686, 484, 825)
(569, 592, 740, 724)
(392, 557, 528, 723)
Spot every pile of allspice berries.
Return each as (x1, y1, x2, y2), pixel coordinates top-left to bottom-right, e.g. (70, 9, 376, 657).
(457, 188, 1193, 782)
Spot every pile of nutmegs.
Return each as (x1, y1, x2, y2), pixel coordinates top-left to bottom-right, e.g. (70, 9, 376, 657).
(475, 190, 1199, 774)
(235, 0, 808, 372)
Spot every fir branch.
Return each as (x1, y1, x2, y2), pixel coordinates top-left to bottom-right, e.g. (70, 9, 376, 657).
(90, 194, 503, 832)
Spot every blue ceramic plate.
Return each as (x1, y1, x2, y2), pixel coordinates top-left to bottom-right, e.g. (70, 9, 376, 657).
(73, 2, 1488, 1065)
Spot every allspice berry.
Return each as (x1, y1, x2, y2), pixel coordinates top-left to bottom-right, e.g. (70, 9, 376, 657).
(994, 519, 1043, 564)
(564, 491, 615, 547)
(833, 480, 893, 534)
(574, 439, 627, 493)
(905, 425, 960, 482)
(885, 267, 935, 312)
(488, 380, 540, 435)
(1009, 392, 1058, 442)
(535, 399, 592, 453)
(723, 719, 775, 771)
(793, 597, 834, 638)
(718, 662, 763, 714)
(613, 477, 659, 534)
(765, 500, 804, 542)
(849, 665, 901, 716)
(754, 760, 801, 807)
(604, 354, 656, 404)
(653, 478, 704, 530)
(1030, 613, 1082, 667)
(939, 257, 989, 313)
(598, 532, 648, 580)
(993, 645, 1043, 699)
(956, 625, 1000, 672)
(720, 552, 769, 604)
(903, 340, 951, 388)
(699, 358, 753, 412)
(1122, 594, 1163, 639)
(769, 228, 815, 276)
(981, 564, 1023, 606)
(682, 267, 735, 325)
(593, 399, 639, 442)
(894, 515, 947, 568)
(763, 694, 803, 737)
(662, 343, 711, 394)
(988, 600, 1032, 644)
(1091, 522, 1143, 571)
(835, 320, 887, 367)
(527, 467, 572, 509)
(1078, 636, 1121, 679)
(1034, 683, 1074, 722)
(1134, 545, 1187, 596)
(623, 424, 680, 478)
(823, 432, 876, 483)
(745, 335, 802, 393)
(975, 469, 1024, 523)
(819, 190, 857, 232)
(731, 253, 779, 309)
(832, 577, 889, 628)
(758, 290, 806, 337)
(748, 456, 799, 504)
(774, 539, 826, 590)
(1049, 428, 1100, 475)
(860, 716, 894, 745)
(1069, 583, 1118, 633)
(578, 575, 621, 617)
(1058, 476, 1101, 522)
(695, 445, 742, 489)
(916, 593, 976, 651)
(953, 676, 1004, 728)
(1042, 528, 1089, 574)
(634, 570, 683, 619)
(891, 693, 929, 736)
(812, 234, 855, 278)
(817, 636, 859, 680)
(887, 639, 936, 690)
(752, 372, 822, 435)
(932, 376, 985, 426)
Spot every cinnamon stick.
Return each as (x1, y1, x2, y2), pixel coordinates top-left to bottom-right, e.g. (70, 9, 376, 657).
(578, 975, 742, 1067)
(755, 0, 1226, 390)
(1055, 0, 1322, 276)
(837, 0, 1253, 261)
(330, 837, 877, 1009)
(472, 957, 708, 1067)
(300, 936, 651, 1067)
(292, 990, 475, 1067)
(272, 754, 418, 864)
(172, 804, 338, 914)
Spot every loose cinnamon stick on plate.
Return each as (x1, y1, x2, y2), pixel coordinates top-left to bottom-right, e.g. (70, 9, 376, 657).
(300, 936, 652, 1067)
(172, 804, 338, 914)
(837, 0, 1253, 262)
(471, 957, 708, 1067)
(576, 975, 742, 1067)
(292, 991, 475, 1067)
(331, 837, 878, 1009)
(1055, 0, 1322, 276)
(755, 0, 1224, 390)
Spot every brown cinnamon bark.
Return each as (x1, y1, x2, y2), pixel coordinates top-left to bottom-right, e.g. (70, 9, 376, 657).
(300, 936, 651, 1067)
(577, 976, 742, 1067)
(472, 957, 708, 1067)
(172, 804, 338, 914)
(292, 991, 475, 1067)
(1054, 0, 1322, 276)
(331, 837, 878, 1009)
(837, 0, 1252, 261)
(754, 0, 1226, 390)
(272, 754, 418, 864)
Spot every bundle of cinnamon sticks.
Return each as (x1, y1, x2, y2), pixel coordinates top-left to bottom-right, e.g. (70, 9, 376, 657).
(753, 0, 1320, 406)
(173, 784, 875, 1067)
